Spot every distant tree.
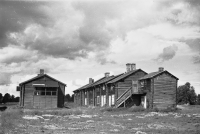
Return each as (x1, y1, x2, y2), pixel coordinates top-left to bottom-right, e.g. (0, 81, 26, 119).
(177, 82, 197, 105)
(2, 93, 11, 103)
(10, 95, 15, 102)
(0, 93, 3, 103)
(65, 94, 71, 102)
(65, 94, 74, 102)
(197, 94, 200, 105)
(14, 97, 20, 102)
(71, 94, 74, 102)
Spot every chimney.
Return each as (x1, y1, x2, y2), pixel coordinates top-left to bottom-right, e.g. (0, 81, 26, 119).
(158, 67, 164, 72)
(126, 63, 136, 72)
(89, 78, 94, 84)
(105, 72, 110, 77)
(131, 63, 136, 71)
(126, 63, 131, 72)
(38, 69, 44, 75)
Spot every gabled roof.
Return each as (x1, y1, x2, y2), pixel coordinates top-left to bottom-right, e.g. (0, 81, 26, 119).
(92, 73, 123, 86)
(19, 74, 66, 86)
(73, 77, 105, 92)
(139, 70, 179, 80)
(73, 74, 123, 92)
(107, 69, 147, 84)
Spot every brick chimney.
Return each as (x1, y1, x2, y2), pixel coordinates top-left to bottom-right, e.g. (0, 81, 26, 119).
(89, 78, 94, 84)
(105, 72, 110, 77)
(38, 69, 44, 75)
(126, 63, 136, 72)
(126, 63, 131, 72)
(131, 63, 136, 71)
(158, 67, 164, 72)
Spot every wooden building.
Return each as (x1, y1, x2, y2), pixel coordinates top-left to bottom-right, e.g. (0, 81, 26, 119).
(139, 67, 179, 109)
(74, 64, 179, 109)
(17, 69, 66, 108)
(74, 63, 149, 108)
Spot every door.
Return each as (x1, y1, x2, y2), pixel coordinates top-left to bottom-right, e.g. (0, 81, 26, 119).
(33, 87, 58, 108)
(132, 81, 138, 93)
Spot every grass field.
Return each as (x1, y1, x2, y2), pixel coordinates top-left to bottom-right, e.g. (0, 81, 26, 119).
(0, 105, 200, 134)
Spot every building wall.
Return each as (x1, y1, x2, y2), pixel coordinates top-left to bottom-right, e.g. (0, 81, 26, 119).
(153, 73, 177, 109)
(116, 71, 147, 99)
(21, 76, 65, 108)
(24, 82, 34, 108)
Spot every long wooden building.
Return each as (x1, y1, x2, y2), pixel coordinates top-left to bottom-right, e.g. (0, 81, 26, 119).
(73, 64, 179, 109)
(17, 69, 66, 108)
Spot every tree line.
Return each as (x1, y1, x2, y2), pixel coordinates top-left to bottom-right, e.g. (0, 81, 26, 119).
(177, 82, 200, 105)
(0, 93, 19, 104)
(64, 94, 74, 102)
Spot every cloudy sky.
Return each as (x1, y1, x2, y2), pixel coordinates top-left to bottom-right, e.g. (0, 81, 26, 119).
(0, 0, 200, 96)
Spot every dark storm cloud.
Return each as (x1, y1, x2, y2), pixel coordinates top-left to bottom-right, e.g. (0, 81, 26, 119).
(1, 1, 123, 64)
(155, 45, 178, 62)
(0, 1, 52, 48)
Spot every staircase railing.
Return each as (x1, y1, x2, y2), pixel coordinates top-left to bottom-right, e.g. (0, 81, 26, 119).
(115, 86, 132, 108)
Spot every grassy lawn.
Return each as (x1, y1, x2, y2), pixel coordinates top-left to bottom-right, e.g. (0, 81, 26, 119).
(0, 105, 200, 134)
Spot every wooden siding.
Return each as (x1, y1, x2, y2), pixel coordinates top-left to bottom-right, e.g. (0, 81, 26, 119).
(24, 83, 34, 108)
(117, 71, 146, 98)
(33, 96, 57, 108)
(21, 75, 65, 108)
(153, 73, 177, 109)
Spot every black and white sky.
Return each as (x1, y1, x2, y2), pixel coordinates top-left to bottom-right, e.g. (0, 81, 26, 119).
(0, 0, 200, 96)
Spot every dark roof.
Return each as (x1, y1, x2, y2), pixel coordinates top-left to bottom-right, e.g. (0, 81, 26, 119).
(92, 73, 123, 86)
(139, 70, 179, 80)
(73, 77, 105, 92)
(107, 69, 147, 84)
(73, 74, 123, 92)
(19, 74, 66, 86)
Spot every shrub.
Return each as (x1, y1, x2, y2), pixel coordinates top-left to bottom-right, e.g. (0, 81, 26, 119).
(128, 106, 145, 112)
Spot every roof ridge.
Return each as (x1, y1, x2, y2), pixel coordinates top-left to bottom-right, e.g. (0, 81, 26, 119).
(19, 74, 66, 86)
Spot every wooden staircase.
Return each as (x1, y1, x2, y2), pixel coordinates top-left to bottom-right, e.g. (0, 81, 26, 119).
(115, 81, 144, 108)
(115, 87, 132, 108)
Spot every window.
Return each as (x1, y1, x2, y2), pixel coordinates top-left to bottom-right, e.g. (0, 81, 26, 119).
(109, 95, 112, 106)
(85, 98, 87, 105)
(101, 95, 106, 106)
(111, 94, 115, 105)
(97, 96, 100, 104)
(111, 86, 114, 91)
(103, 85, 105, 90)
(34, 87, 57, 96)
(140, 81, 144, 87)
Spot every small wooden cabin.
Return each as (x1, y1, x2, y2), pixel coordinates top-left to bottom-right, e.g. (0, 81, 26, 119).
(139, 67, 179, 109)
(17, 69, 66, 108)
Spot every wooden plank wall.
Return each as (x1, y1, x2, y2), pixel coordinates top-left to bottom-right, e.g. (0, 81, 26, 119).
(23, 76, 65, 108)
(153, 73, 177, 109)
(89, 89, 93, 105)
(144, 79, 154, 109)
(117, 71, 146, 98)
(24, 83, 34, 108)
